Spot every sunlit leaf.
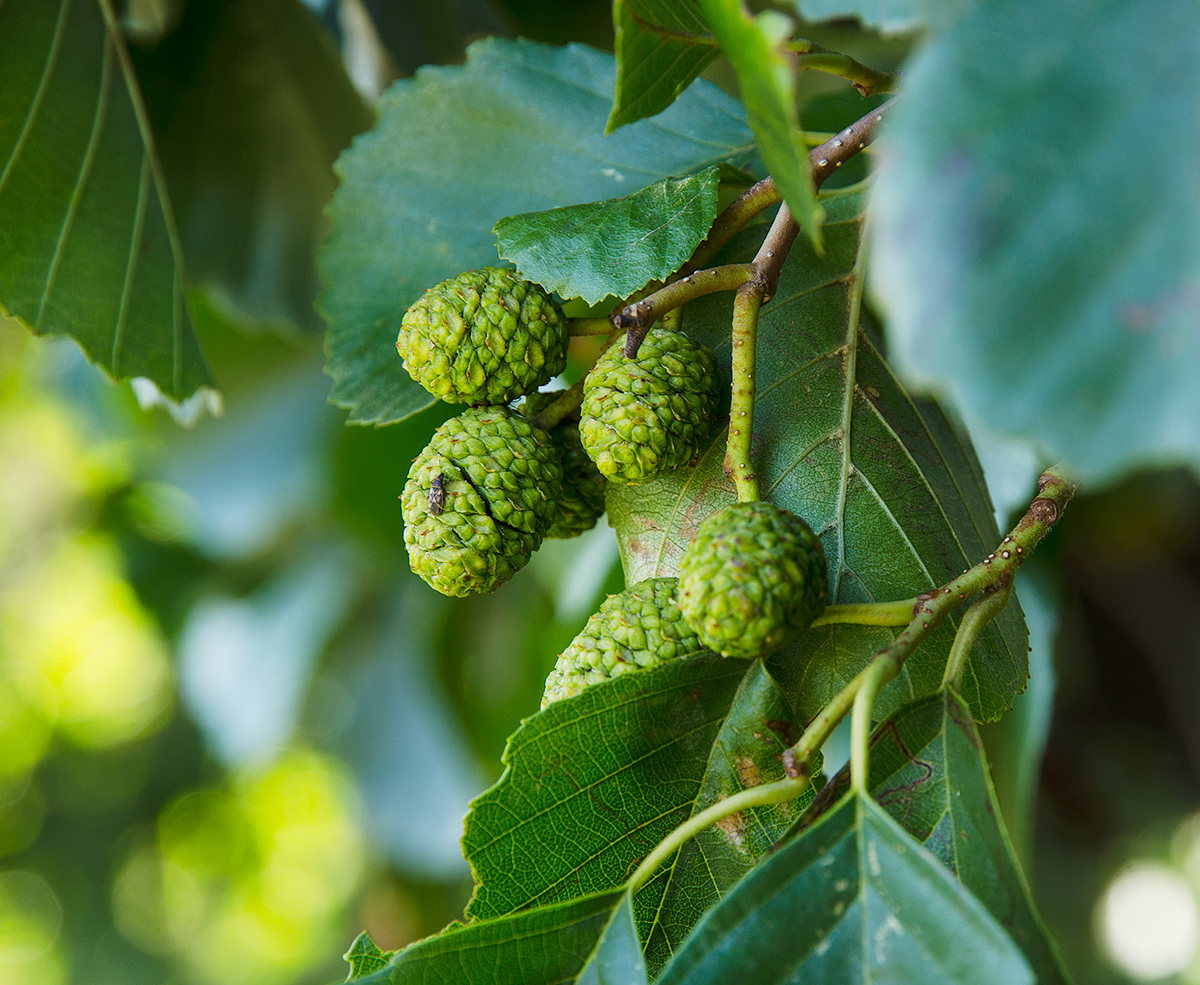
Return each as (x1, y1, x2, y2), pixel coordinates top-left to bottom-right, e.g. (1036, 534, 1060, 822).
(607, 184, 1028, 724)
(656, 792, 1034, 984)
(0, 0, 210, 399)
(871, 0, 1200, 485)
(464, 656, 817, 973)
(495, 168, 721, 305)
(320, 38, 754, 425)
(349, 889, 627, 985)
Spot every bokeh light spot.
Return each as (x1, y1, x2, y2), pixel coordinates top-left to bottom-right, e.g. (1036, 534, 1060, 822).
(1099, 861, 1200, 980)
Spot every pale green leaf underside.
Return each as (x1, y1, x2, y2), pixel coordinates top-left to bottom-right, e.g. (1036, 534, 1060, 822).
(607, 185, 1028, 724)
(871, 0, 1200, 485)
(495, 168, 722, 305)
(0, 0, 210, 399)
(609, 0, 717, 132)
(656, 793, 1034, 984)
(812, 691, 1072, 984)
(319, 38, 754, 426)
(464, 657, 816, 973)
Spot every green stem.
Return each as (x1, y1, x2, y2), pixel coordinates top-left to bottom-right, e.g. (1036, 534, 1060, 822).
(688, 179, 782, 273)
(568, 317, 616, 336)
(794, 52, 898, 96)
(616, 264, 755, 356)
(626, 774, 811, 895)
(781, 662, 873, 780)
(811, 598, 919, 627)
(529, 376, 586, 431)
(785, 464, 1076, 769)
(725, 285, 762, 502)
(941, 584, 1013, 690)
(849, 630, 915, 792)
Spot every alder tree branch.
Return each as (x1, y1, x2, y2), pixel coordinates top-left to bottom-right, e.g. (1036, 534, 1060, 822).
(623, 467, 1075, 894)
(616, 100, 892, 358)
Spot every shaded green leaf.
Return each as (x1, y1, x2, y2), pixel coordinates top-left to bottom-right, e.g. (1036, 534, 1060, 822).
(810, 691, 1071, 984)
(320, 38, 754, 425)
(658, 792, 1034, 984)
(0, 0, 210, 399)
(697, 0, 822, 246)
(870, 0, 1200, 485)
(464, 656, 816, 973)
(607, 185, 1028, 724)
(133, 0, 373, 335)
(495, 168, 721, 305)
(609, 0, 717, 132)
(349, 889, 627, 985)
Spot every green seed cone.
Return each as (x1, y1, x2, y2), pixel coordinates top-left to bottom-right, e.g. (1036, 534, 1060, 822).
(402, 407, 562, 596)
(579, 327, 718, 484)
(542, 577, 712, 706)
(521, 392, 606, 538)
(397, 267, 568, 405)
(677, 501, 828, 659)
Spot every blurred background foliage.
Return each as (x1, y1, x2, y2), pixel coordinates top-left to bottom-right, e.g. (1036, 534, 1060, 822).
(1, 1, 1199, 984)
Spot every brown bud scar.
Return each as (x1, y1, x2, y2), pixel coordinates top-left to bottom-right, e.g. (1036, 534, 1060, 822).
(1029, 498, 1059, 525)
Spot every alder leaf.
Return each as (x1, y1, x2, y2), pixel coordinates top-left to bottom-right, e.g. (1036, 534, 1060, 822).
(463, 656, 818, 974)
(347, 889, 629, 985)
(320, 38, 754, 426)
(871, 0, 1200, 485)
(607, 184, 1028, 724)
(808, 690, 1073, 984)
(0, 0, 210, 399)
(495, 168, 722, 305)
(655, 792, 1034, 985)
(609, 0, 717, 132)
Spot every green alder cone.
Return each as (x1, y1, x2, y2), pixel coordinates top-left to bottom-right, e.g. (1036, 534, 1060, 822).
(401, 407, 562, 596)
(521, 393, 607, 538)
(678, 501, 829, 659)
(579, 326, 719, 483)
(396, 267, 569, 405)
(542, 577, 715, 706)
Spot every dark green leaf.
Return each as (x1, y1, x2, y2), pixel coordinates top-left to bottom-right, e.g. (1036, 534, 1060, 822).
(0, 0, 210, 399)
(577, 893, 650, 985)
(657, 792, 1034, 985)
(607, 185, 1028, 724)
(133, 0, 373, 335)
(344, 932, 396, 980)
(349, 889, 627, 985)
(463, 656, 816, 973)
(697, 0, 822, 246)
(320, 38, 754, 425)
(495, 168, 721, 305)
(609, 0, 717, 132)
(871, 0, 1200, 485)
(810, 691, 1071, 984)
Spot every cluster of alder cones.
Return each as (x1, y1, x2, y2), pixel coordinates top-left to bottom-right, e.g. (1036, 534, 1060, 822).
(395, 267, 828, 704)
